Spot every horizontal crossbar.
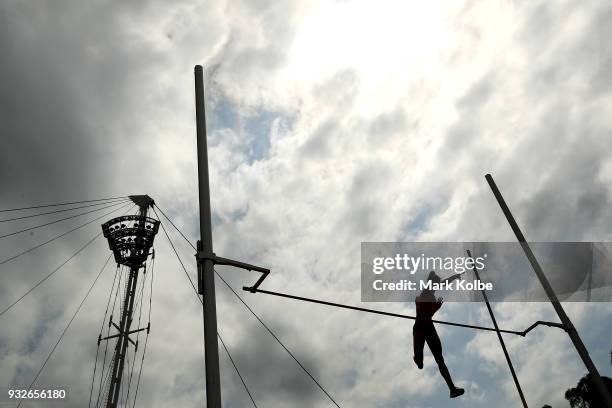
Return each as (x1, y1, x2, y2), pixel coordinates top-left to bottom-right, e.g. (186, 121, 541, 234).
(244, 287, 567, 337)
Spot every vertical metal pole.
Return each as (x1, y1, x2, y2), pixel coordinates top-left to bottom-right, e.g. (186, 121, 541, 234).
(194, 65, 222, 408)
(485, 174, 612, 407)
(467, 249, 528, 408)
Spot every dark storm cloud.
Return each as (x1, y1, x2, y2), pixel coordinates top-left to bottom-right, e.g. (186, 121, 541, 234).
(0, 3, 195, 407)
(438, 0, 612, 244)
(519, 139, 612, 239)
(584, 6, 612, 94)
(0, 0, 163, 306)
(0, 1, 172, 205)
(509, 1, 612, 240)
(0, 6, 103, 204)
(225, 318, 325, 405)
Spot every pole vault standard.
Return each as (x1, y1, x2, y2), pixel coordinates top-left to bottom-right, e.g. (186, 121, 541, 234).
(466, 249, 528, 408)
(194, 64, 221, 408)
(193, 65, 269, 408)
(485, 174, 612, 407)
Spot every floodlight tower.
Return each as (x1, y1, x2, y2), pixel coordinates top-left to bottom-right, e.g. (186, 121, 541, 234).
(100, 195, 159, 408)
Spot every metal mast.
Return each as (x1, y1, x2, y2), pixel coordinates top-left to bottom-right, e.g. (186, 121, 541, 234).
(193, 65, 269, 408)
(100, 195, 159, 408)
(194, 64, 222, 408)
(486, 174, 612, 407)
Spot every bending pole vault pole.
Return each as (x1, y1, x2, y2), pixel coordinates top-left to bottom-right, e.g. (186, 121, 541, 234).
(195, 65, 222, 407)
(485, 173, 612, 407)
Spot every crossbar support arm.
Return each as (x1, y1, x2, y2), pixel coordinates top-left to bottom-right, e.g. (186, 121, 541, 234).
(196, 251, 269, 295)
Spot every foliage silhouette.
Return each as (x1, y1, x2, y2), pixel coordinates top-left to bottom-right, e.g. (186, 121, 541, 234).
(565, 373, 612, 408)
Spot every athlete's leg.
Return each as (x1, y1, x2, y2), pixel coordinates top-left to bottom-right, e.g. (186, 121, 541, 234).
(412, 324, 425, 369)
(425, 326, 456, 391)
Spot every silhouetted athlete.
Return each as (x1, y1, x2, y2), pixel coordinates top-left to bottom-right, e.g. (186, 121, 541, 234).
(413, 271, 465, 399)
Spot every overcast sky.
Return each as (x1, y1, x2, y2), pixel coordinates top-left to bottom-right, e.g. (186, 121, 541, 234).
(2, 1, 612, 407)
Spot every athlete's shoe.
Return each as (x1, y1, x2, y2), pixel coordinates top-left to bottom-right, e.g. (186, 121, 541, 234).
(413, 356, 423, 369)
(450, 388, 465, 398)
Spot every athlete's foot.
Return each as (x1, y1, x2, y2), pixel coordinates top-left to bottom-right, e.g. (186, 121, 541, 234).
(413, 356, 423, 370)
(450, 387, 465, 398)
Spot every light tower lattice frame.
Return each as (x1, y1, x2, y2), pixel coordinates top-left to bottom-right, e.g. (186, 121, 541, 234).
(100, 195, 159, 408)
